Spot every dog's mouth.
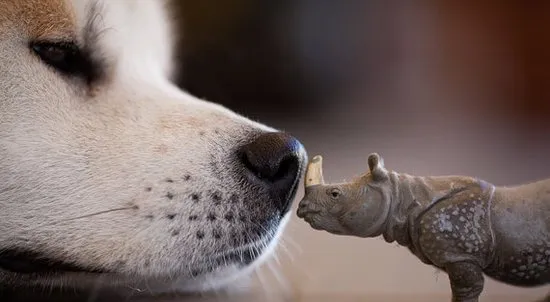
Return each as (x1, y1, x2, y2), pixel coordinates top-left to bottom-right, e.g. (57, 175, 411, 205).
(1, 235, 275, 277)
(191, 233, 275, 277)
(0, 249, 107, 275)
(214, 247, 258, 267)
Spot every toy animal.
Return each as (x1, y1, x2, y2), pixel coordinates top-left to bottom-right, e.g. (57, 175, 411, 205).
(297, 153, 550, 302)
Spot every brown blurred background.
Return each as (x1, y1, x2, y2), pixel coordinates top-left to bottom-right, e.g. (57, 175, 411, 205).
(171, 1, 550, 300)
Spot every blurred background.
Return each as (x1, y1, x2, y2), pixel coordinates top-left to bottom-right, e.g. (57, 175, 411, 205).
(172, 1, 550, 300)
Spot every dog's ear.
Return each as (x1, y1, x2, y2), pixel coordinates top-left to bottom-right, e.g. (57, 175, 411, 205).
(367, 153, 388, 181)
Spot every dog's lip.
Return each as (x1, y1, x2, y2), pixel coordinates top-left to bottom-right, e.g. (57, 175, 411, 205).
(213, 246, 257, 266)
(191, 235, 274, 276)
(0, 249, 107, 275)
(189, 247, 258, 277)
(215, 235, 272, 265)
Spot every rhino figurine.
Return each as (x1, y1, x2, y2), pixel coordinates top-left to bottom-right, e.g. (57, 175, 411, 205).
(297, 153, 550, 302)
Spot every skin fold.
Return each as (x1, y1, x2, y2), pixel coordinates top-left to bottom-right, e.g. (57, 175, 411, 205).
(297, 153, 550, 302)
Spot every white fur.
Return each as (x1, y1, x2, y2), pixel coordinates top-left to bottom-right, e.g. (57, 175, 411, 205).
(0, 0, 299, 294)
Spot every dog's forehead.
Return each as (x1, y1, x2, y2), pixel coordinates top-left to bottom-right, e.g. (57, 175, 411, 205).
(0, 0, 76, 39)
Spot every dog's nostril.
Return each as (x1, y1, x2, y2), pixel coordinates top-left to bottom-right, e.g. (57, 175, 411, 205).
(237, 132, 306, 213)
(238, 132, 303, 183)
(240, 152, 297, 182)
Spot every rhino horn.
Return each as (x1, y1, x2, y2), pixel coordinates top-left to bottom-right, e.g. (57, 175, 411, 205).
(305, 155, 325, 187)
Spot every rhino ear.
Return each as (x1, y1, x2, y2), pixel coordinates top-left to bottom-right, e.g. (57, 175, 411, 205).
(367, 153, 388, 181)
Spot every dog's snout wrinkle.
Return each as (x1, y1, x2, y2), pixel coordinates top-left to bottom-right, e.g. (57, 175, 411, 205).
(237, 132, 307, 214)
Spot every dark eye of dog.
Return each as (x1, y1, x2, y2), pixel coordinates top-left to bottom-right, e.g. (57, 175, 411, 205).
(30, 41, 95, 80)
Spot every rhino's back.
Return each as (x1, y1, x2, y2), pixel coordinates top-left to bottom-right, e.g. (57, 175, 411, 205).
(416, 181, 495, 269)
(485, 180, 550, 286)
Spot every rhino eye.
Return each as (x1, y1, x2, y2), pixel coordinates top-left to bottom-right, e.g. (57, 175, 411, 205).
(328, 188, 341, 199)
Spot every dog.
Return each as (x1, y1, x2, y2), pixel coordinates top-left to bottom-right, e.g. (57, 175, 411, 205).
(0, 0, 307, 295)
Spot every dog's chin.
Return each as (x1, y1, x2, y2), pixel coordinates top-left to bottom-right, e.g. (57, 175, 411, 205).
(131, 212, 290, 295)
(1, 213, 291, 296)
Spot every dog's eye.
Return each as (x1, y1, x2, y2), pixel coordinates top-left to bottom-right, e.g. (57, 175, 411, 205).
(30, 41, 85, 77)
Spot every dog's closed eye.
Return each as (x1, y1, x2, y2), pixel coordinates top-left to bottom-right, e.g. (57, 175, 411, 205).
(30, 41, 100, 84)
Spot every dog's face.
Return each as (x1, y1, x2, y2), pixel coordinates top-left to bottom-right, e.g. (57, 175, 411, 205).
(0, 0, 306, 293)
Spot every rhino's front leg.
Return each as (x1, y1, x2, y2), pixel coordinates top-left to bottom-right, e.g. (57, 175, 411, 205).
(446, 261, 484, 302)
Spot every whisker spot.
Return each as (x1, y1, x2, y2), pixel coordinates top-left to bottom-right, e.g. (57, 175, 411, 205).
(191, 194, 200, 202)
(207, 213, 217, 221)
(224, 212, 234, 222)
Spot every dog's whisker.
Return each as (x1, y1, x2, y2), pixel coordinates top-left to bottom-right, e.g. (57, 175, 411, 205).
(24, 205, 140, 234)
(125, 284, 145, 298)
(266, 256, 289, 294)
(254, 265, 269, 294)
(278, 237, 313, 283)
(271, 249, 282, 267)
(55, 206, 138, 223)
(281, 234, 302, 254)
(124, 290, 138, 302)
(276, 240, 295, 262)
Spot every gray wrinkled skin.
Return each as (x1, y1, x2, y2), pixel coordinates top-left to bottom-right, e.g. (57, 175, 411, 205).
(297, 153, 550, 302)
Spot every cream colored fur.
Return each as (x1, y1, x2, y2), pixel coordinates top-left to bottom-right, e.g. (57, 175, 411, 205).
(0, 0, 295, 294)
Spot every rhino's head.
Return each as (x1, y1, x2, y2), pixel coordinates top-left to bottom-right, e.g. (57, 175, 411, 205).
(296, 153, 393, 238)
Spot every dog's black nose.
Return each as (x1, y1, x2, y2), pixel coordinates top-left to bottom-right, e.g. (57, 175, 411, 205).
(238, 132, 306, 213)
